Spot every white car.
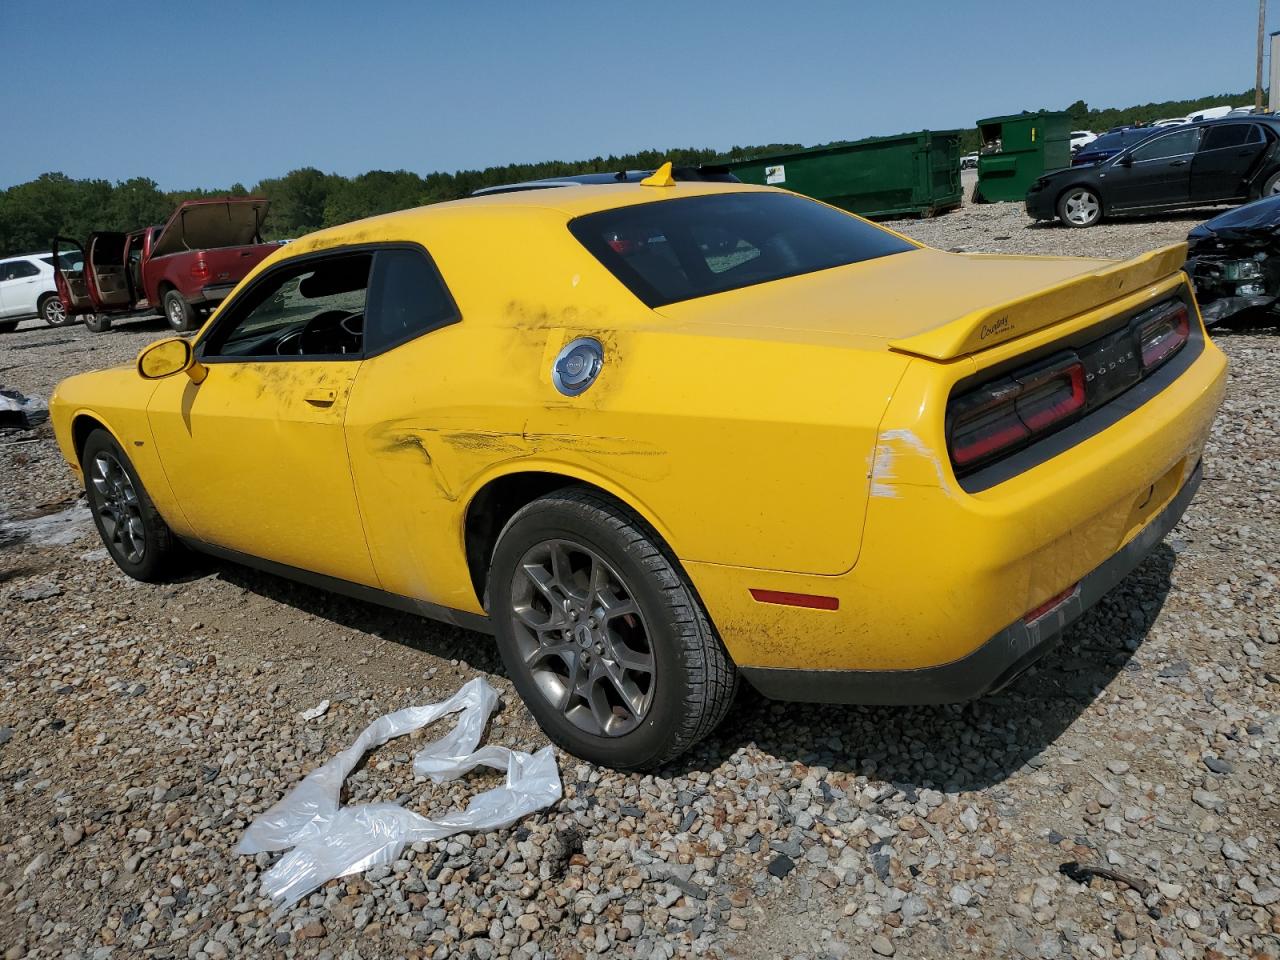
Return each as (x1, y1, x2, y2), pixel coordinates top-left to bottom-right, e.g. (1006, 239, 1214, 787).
(1069, 130, 1098, 152)
(959, 153, 978, 170)
(0, 252, 80, 331)
(1184, 106, 1233, 123)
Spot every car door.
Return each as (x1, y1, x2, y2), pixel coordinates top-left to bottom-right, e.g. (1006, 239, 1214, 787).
(1103, 127, 1202, 210)
(1190, 123, 1269, 202)
(145, 248, 380, 586)
(51, 238, 99, 315)
(0, 258, 42, 317)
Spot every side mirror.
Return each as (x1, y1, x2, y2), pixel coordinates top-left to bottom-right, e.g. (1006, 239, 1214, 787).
(137, 337, 207, 383)
(1118, 153, 1133, 167)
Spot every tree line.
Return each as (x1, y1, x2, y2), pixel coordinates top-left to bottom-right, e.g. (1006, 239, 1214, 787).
(0, 89, 1261, 257)
(0, 146, 799, 257)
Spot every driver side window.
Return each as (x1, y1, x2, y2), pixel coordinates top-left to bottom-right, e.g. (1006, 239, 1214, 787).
(1130, 128, 1202, 162)
(205, 253, 371, 359)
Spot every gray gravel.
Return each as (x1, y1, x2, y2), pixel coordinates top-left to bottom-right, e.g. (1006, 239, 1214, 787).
(1, 199, 1278, 960)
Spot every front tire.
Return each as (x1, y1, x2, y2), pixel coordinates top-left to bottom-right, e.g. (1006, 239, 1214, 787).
(489, 488, 737, 770)
(81, 429, 183, 582)
(0, 320, 17, 334)
(84, 313, 111, 333)
(40, 294, 70, 326)
(164, 290, 198, 332)
(1057, 186, 1102, 227)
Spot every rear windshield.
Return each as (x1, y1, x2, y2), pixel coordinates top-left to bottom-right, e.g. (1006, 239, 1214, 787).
(568, 192, 916, 307)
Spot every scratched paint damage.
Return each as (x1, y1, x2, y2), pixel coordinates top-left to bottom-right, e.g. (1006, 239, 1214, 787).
(867, 428, 951, 498)
(374, 423, 669, 503)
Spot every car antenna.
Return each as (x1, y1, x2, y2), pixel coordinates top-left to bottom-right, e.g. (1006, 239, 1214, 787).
(640, 162, 677, 187)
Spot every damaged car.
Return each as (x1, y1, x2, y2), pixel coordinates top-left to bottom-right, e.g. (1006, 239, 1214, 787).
(48, 164, 1226, 769)
(1185, 194, 1280, 325)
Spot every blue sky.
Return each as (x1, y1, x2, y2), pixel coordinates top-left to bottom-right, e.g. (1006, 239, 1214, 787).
(2, 0, 1267, 190)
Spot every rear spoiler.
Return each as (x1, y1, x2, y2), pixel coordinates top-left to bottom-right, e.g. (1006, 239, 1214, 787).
(888, 244, 1189, 361)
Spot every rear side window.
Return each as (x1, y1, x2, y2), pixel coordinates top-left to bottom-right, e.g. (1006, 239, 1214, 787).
(568, 192, 916, 308)
(1201, 123, 1263, 151)
(2, 259, 40, 280)
(365, 247, 459, 353)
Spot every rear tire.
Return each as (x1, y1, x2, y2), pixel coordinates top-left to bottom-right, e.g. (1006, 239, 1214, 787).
(164, 289, 198, 332)
(81, 428, 183, 582)
(488, 488, 737, 770)
(1262, 170, 1280, 197)
(1057, 186, 1103, 227)
(40, 294, 70, 326)
(84, 313, 111, 333)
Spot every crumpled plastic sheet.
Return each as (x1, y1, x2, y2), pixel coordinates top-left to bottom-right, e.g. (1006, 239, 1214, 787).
(236, 677, 562, 910)
(0, 388, 48, 429)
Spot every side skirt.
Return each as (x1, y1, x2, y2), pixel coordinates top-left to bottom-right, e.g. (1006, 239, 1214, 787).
(182, 539, 494, 635)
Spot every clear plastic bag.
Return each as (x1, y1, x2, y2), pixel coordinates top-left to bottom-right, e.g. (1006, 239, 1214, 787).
(235, 677, 561, 909)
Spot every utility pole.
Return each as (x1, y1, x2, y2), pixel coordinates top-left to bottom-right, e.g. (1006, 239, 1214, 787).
(1259, 0, 1267, 111)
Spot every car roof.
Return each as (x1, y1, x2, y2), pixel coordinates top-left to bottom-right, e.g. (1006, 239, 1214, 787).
(287, 180, 776, 251)
(0, 252, 51, 262)
(472, 166, 739, 197)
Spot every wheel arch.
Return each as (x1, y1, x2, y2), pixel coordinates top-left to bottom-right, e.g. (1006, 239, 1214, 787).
(461, 466, 676, 610)
(70, 412, 121, 467)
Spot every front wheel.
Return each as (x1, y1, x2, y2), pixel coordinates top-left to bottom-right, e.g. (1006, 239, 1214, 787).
(0, 320, 18, 334)
(84, 313, 111, 333)
(81, 428, 183, 582)
(164, 290, 198, 332)
(1057, 187, 1103, 227)
(489, 488, 737, 770)
(40, 295, 70, 326)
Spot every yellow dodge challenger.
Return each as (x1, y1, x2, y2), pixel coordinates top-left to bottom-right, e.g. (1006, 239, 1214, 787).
(49, 166, 1227, 768)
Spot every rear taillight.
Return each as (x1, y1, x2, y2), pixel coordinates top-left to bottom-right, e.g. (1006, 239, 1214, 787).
(949, 353, 1085, 470)
(190, 258, 210, 281)
(1134, 301, 1189, 372)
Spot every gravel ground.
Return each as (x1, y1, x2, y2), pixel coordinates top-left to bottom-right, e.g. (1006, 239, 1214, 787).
(1, 196, 1277, 960)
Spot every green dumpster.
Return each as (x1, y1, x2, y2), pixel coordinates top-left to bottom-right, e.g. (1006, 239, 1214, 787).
(973, 112, 1071, 203)
(724, 130, 964, 219)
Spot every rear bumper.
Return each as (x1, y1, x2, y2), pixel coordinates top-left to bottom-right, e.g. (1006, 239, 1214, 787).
(197, 283, 236, 303)
(741, 460, 1201, 704)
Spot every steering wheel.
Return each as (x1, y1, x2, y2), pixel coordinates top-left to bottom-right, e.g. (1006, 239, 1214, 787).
(298, 309, 363, 355)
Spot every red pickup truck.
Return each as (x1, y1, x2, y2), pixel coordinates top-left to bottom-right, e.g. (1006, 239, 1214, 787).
(53, 197, 276, 333)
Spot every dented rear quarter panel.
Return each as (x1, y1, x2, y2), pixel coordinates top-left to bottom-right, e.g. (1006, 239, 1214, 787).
(341, 203, 911, 613)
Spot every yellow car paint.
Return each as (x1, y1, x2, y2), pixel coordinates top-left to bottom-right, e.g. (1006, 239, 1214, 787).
(48, 181, 1227, 690)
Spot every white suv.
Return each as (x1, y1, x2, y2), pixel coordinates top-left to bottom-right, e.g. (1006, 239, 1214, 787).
(0, 252, 80, 331)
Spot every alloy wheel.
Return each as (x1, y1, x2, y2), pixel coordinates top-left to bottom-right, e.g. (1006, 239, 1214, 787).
(1270, 179, 1280, 196)
(509, 538, 656, 737)
(44, 299, 67, 325)
(167, 297, 185, 328)
(1064, 190, 1100, 225)
(90, 451, 146, 564)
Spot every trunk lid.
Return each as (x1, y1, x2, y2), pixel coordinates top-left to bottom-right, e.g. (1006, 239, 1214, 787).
(654, 244, 1189, 359)
(150, 198, 270, 258)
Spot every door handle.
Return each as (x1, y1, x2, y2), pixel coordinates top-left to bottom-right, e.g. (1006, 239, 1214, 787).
(1169, 159, 1187, 166)
(303, 388, 337, 406)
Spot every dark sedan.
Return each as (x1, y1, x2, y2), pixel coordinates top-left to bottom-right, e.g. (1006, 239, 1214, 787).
(1072, 126, 1161, 166)
(1026, 118, 1280, 227)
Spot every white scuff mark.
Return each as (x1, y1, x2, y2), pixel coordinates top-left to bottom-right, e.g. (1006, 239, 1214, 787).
(868, 444, 901, 498)
(1, 502, 95, 547)
(868, 429, 952, 497)
(299, 700, 330, 721)
(237, 677, 561, 911)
